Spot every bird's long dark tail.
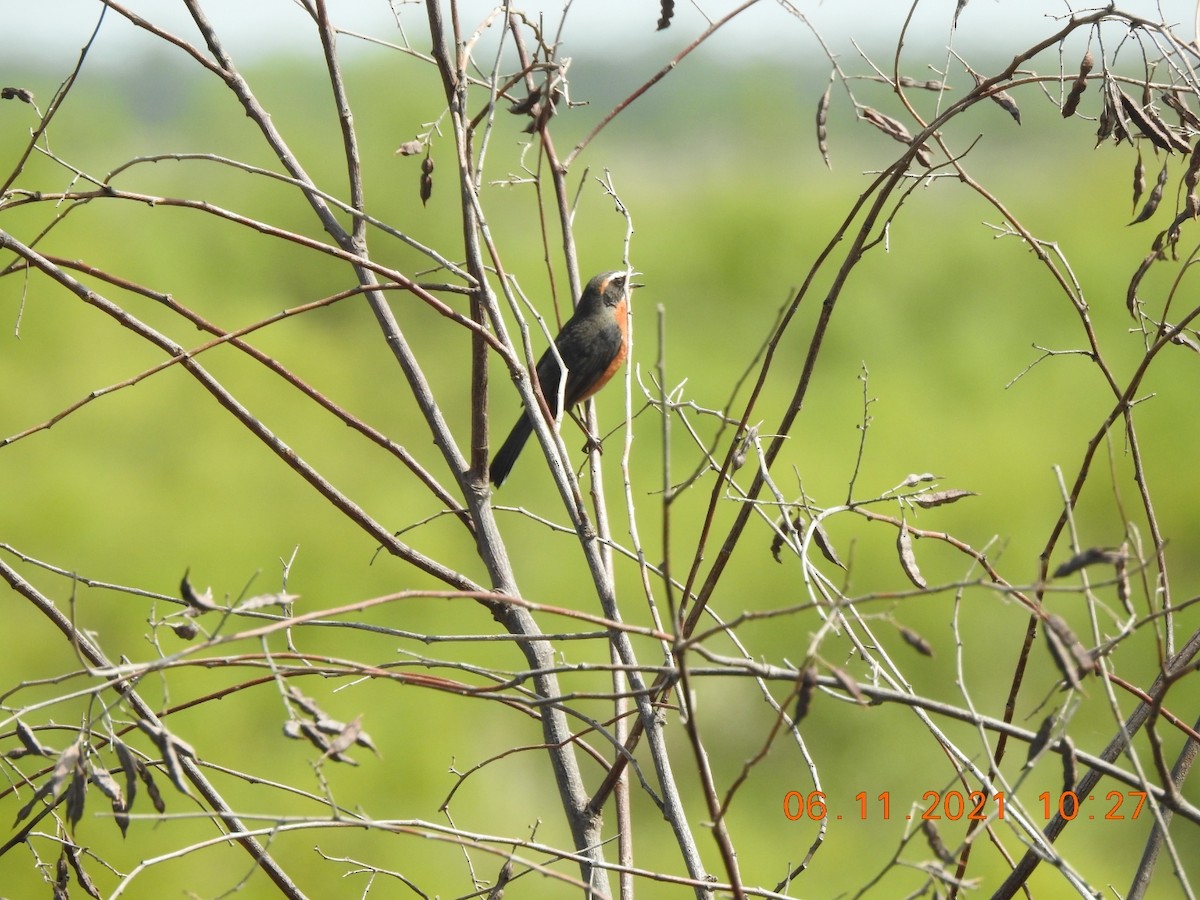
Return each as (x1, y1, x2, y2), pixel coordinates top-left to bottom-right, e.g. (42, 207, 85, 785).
(490, 413, 534, 487)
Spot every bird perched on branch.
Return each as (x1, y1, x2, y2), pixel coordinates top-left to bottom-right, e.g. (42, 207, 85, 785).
(490, 271, 639, 487)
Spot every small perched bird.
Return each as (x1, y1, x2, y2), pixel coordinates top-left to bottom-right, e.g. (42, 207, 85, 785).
(490, 271, 638, 487)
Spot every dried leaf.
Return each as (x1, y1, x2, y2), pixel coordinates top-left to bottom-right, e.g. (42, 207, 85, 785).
(898, 625, 934, 657)
(1131, 160, 1169, 224)
(816, 82, 831, 169)
(1026, 715, 1054, 765)
(394, 138, 423, 156)
(1052, 546, 1126, 578)
(912, 488, 977, 509)
(180, 569, 217, 613)
(167, 620, 198, 640)
(896, 521, 927, 588)
(656, 0, 675, 30)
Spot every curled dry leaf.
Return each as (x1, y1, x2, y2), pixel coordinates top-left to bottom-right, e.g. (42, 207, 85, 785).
(816, 82, 831, 169)
(898, 624, 934, 657)
(912, 488, 977, 509)
(180, 569, 217, 614)
(896, 520, 927, 588)
(394, 138, 423, 156)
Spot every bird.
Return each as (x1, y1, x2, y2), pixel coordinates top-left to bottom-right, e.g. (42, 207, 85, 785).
(490, 271, 638, 487)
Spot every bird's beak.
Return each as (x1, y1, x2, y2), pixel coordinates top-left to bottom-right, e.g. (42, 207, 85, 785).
(628, 272, 645, 290)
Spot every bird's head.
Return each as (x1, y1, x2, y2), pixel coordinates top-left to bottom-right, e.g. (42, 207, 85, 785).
(580, 270, 643, 314)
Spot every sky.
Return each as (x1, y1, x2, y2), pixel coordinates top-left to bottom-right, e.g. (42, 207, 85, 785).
(6, 1, 1197, 72)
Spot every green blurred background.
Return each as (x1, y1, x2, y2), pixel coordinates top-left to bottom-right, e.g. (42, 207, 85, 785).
(3, 2, 1199, 897)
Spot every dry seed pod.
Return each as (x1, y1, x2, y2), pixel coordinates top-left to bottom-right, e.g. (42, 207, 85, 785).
(1052, 546, 1126, 578)
(859, 106, 933, 166)
(1026, 715, 1054, 765)
(1118, 88, 1188, 153)
(420, 156, 434, 206)
(972, 73, 1020, 124)
(1061, 737, 1077, 794)
(898, 76, 948, 91)
(812, 520, 845, 569)
(1185, 140, 1200, 192)
(793, 666, 818, 723)
(828, 665, 868, 704)
(896, 520, 927, 588)
(912, 488, 976, 509)
(1062, 50, 1093, 118)
(899, 624, 934, 657)
(657, 0, 675, 30)
(1127, 249, 1157, 316)
(921, 820, 956, 865)
(1131, 161, 1168, 224)
(816, 82, 831, 169)
(860, 106, 913, 143)
(1132, 151, 1145, 214)
(1162, 90, 1200, 131)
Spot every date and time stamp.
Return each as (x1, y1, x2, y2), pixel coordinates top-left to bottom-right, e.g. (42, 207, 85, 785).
(783, 790, 1150, 823)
